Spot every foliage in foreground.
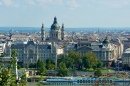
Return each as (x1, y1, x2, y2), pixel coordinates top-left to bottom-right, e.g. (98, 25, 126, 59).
(0, 50, 26, 86)
(94, 69, 102, 77)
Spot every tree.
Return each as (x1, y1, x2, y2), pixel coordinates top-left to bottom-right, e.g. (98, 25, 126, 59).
(57, 62, 69, 77)
(82, 55, 91, 69)
(77, 59, 83, 70)
(10, 49, 18, 86)
(11, 49, 18, 58)
(97, 61, 104, 68)
(64, 57, 74, 69)
(37, 59, 46, 75)
(68, 51, 81, 64)
(0, 50, 19, 86)
(94, 69, 102, 77)
(0, 67, 10, 86)
(82, 52, 98, 69)
(29, 63, 36, 68)
(58, 57, 74, 69)
(19, 73, 26, 86)
(46, 58, 55, 70)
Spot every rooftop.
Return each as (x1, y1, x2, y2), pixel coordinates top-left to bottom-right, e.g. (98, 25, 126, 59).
(124, 48, 130, 53)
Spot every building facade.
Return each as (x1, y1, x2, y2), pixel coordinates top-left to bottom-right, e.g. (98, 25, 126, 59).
(5, 40, 63, 68)
(122, 48, 130, 66)
(63, 37, 123, 67)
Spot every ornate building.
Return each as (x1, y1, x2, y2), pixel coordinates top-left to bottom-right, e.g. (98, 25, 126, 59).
(3, 17, 65, 68)
(63, 37, 123, 67)
(5, 40, 64, 68)
(41, 17, 65, 42)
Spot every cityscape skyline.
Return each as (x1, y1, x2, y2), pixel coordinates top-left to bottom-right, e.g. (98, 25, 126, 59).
(0, 0, 130, 28)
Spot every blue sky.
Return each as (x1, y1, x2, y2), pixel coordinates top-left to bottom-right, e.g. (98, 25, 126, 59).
(0, 0, 130, 28)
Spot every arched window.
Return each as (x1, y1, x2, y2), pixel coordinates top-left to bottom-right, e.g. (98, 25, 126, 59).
(29, 49, 33, 59)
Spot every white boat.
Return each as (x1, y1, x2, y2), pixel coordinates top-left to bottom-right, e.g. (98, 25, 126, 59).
(42, 77, 114, 85)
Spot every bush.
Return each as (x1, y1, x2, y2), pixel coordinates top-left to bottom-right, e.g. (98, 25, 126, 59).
(94, 69, 102, 77)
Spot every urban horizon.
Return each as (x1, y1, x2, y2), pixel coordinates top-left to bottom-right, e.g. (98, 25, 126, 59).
(0, 0, 130, 27)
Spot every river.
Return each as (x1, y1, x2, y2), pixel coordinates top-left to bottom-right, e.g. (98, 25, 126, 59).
(26, 82, 93, 86)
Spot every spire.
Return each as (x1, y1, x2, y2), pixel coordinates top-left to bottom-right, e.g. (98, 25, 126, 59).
(54, 16, 57, 23)
(61, 23, 64, 31)
(42, 23, 44, 29)
(62, 23, 64, 28)
(41, 23, 45, 42)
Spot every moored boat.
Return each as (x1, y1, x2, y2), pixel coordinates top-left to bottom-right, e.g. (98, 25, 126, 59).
(41, 77, 115, 85)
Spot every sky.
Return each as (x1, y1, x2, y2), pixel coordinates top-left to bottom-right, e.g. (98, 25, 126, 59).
(0, 0, 130, 28)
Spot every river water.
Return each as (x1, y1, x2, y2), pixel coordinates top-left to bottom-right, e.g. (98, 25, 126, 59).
(26, 82, 94, 86)
(26, 82, 119, 86)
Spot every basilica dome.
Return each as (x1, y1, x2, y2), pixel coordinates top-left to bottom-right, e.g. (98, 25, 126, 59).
(51, 17, 60, 30)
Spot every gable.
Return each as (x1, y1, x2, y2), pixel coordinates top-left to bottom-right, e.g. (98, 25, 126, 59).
(76, 46, 93, 51)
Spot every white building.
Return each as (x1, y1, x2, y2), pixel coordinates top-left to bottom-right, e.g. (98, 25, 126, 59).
(0, 42, 6, 56)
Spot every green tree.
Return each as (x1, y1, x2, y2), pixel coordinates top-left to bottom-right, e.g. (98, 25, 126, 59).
(97, 61, 104, 68)
(19, 73, 26, 86)
(82, 52, 98, 69)
(10, 49, 18, 86)
(37, 59, 46, 75)
(58, 57, 74, 69)
(57, 62, 69, 77)
(11, 49, 18, 58)
(0, 67, 10, 86)
(77, 59, 83, 70)
(68, 51, 81, 64)
(46, 58, 55, 69)
(94, 69, 102, 77)
(29, 63, 36, 68)
(64, 57, 74, 69)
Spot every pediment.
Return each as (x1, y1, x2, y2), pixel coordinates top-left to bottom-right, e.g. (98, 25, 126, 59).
(76, 46, 92, 51)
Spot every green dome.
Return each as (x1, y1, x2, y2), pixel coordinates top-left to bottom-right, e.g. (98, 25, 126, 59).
(51, 17, 60, 30)
(103, 37, 110, 44)
(51, 23, 60, 30)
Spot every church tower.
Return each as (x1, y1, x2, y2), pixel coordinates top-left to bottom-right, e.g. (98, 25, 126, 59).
(61, 23, 65, 40)
(41, 23, 45, 42)
(50, 17, 61, 41)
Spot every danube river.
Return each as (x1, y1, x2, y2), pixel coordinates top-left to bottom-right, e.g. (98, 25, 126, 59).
(26, 82, 94, 86)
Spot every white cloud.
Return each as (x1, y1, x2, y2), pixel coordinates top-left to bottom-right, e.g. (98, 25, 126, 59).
(2, 0, 13, 6)
(90, 0, 130, 8)
(67, 0, 79, 10)
(0, 0, 20, 7)
(99, 0, 129, 8)
(27, 0, 62, 6)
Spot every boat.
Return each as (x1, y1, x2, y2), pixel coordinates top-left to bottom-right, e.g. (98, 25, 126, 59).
(41, 77, 115, 85)
(114, 79, 130, 85)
